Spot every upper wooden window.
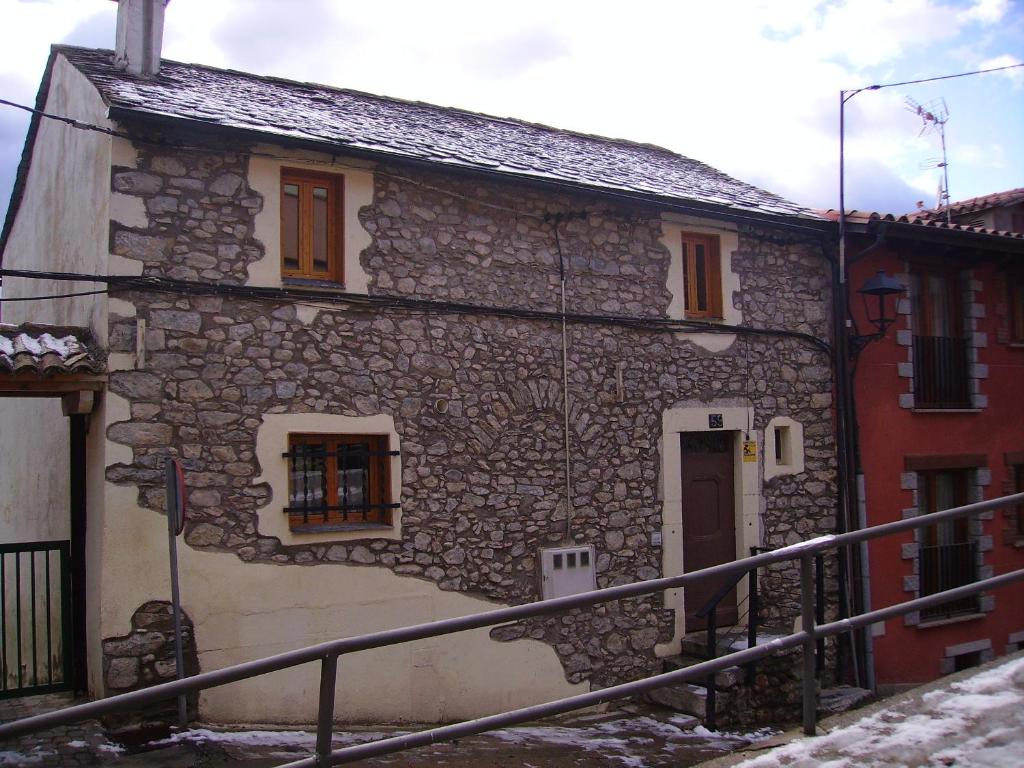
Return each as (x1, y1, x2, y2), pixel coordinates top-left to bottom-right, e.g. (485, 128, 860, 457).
(681, 232, 723, 319)
(1008, 270, 1024, 343)
(909, 266, 961, 338)
(284, 433, 396, 530)
(280, 169, 343, 282)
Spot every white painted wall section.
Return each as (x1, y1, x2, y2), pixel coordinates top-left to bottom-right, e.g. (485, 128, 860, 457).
(97, 393, 584, 723)
(1, 54, 111, 341)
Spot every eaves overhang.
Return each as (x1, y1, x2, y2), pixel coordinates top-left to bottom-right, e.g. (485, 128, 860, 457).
(105, 104, 833, 239)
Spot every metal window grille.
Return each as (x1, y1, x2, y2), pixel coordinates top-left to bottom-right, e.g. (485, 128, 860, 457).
(919, 540, 978, 619)
(283, 439, 399, 527)
(912, 335, 970, 408)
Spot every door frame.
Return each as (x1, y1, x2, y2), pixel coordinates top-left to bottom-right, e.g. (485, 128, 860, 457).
(655, 405, 761, 657)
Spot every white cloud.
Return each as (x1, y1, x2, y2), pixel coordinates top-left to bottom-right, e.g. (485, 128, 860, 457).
(957, 0, 1011, 24)
(1, 0, 1021, 219)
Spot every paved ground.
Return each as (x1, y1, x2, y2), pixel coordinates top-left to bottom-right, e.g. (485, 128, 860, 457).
(6, 654, 1022, 767)
(0, 696, 771, 767)
(703, 650, 1024, 768)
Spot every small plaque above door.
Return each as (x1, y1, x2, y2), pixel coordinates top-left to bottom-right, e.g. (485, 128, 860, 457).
(708, 413, 724, 429)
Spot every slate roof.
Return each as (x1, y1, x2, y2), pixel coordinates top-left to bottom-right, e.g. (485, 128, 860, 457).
(0, 323, 104, 377)
(57, 45, 819, 222)
(820, 209, 1024, 242)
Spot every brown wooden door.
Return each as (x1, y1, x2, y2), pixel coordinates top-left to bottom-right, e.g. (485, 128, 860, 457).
(681, 432, 737, 630)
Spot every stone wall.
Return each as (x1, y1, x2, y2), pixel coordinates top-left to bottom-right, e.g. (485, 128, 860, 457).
(103, 142, 837, 699)
(101, 601, 198, 733)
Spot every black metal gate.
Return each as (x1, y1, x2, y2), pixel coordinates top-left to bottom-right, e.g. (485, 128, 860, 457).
(0, 541, 74, 699)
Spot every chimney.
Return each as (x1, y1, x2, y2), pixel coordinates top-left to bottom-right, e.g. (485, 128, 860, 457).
(113, 0, 169, 77)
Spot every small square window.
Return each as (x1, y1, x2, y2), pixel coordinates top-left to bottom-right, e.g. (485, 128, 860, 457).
(281, 169, 343, 283)
(681, 232, 723, 319)
(284, 434, 395, 530)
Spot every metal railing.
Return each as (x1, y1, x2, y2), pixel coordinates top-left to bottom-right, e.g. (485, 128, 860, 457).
(0, 541, 74, 700)
(1, 494, 1023, 765)
(912, 335, 970, 408)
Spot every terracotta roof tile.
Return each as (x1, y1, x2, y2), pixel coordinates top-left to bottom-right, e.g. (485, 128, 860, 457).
(0, 323, 104, 377)
(818, 209, 1024, 240)
(57, 46, 820, 222)
(913, 188, 1024, 220)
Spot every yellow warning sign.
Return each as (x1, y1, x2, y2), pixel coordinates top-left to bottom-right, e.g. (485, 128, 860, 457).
(742, 440, 757, 462)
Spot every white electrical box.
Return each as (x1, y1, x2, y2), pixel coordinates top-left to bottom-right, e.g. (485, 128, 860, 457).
(539, 545, 596, 599)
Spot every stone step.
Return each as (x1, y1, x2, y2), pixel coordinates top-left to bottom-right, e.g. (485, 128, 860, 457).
(680, 628, 788, 659)
(663, 654, 746, 690)
(818, 686, 874, 716)
(645, 682, 730, 720)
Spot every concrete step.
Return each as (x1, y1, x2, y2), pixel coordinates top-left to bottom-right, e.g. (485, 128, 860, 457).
(645, 682, 730, 720)
(663, 654, 746, 690)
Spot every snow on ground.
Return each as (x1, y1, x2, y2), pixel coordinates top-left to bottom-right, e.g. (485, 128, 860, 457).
(735, 655, 1024, 767)
(150, 711, 775, 765)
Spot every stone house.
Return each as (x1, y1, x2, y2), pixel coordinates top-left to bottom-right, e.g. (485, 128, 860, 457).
(0, 3, 838, 725)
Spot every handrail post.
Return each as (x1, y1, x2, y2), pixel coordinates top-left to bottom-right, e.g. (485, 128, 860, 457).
(746, 561, 758, 685)
(316, 655, 338, 766)
(815, 554, 825, 675)
(800, 554, 817, 735)
(705, 609, 717, 730)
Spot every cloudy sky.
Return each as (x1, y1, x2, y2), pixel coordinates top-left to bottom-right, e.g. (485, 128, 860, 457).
(1, 0, 1022, 224)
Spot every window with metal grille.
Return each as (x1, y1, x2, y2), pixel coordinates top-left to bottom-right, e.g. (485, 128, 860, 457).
(284, 434, 398, 530)
(917, 468, 978, 620)
(909, 266, 970, 408)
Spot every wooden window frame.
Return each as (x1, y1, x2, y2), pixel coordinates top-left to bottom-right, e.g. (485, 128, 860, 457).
(280, 168, 344, 283)
(909, 264, 962, 338)
(1008, 269, 1024, 343)
(285, 433, 393, 530)
(681, 232, 723, 319)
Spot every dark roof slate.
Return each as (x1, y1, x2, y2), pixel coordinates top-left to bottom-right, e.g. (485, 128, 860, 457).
(0, 323, 104, 377)
(58, 46, 819, 221)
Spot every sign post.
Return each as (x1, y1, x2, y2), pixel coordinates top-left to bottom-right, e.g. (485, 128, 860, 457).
(164, 457, 188, 728)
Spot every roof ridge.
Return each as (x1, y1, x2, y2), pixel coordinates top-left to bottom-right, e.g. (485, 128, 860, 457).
(53, 44, 690, 159)
(50, 44, 818, 221)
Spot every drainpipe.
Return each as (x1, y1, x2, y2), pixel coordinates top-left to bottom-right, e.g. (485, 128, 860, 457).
(839, 223, 888, 692)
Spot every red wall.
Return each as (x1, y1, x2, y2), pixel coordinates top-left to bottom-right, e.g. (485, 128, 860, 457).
(849, 241, 1024, 686)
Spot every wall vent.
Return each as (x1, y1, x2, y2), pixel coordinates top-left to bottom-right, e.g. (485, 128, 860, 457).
(539, 545, 596, 600)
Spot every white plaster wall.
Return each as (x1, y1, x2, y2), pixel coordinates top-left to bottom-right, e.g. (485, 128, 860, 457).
(661, 214, 742, 353)
(2, 55, 111, 341)
(96, 391, 584, 723)
(0, 398, 69, 541)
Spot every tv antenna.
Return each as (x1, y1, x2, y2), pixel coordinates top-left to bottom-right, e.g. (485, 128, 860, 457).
(906, 97, 951, 223)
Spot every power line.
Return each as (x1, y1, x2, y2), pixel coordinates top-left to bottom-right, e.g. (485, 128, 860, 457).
(844, 61, 1024, 96)
(0, 96, 829, 236)
(0, 266, 833, 356)
(0, 97, 132, 140)
(0, 287, 110, 302)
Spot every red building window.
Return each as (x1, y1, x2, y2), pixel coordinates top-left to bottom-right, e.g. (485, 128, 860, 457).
(909, 267, 970, 408)
(917, 468, 977, 620)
